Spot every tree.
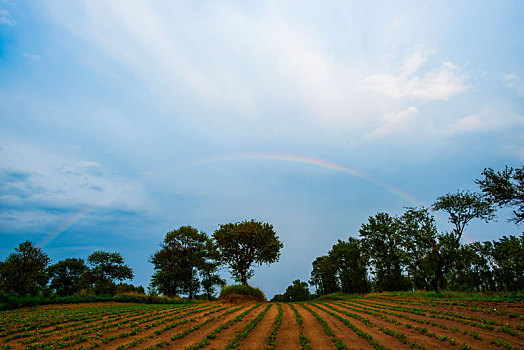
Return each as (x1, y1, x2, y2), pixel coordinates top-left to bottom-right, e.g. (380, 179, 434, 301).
(491, 234, 524, 291)
(448, 242, 494, 292)
(476, 166, 524, 224)
(0, 241, 50, 296)
(283, 279, 311, 302)
(48, 258, 88, 296)
(87, 251, 133, 295)
(400, 207, 462, 293)
(150, 226, 212, 298)
(432, 191, 495, 242)
(213, 220, 283, 285)
(116, 283, 145, 294)
(359, 213, 410, 292)
(329, 238, 370, 294)
(309, 255, 339, 296)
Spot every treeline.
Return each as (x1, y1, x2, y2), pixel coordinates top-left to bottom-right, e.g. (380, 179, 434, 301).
(0, 243, 141, 298)
(307, 165, 523, 296)
(0, 220, 284, 305)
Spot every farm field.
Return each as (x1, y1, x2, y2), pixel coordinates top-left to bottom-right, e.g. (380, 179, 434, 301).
(1, 295, 523, 350)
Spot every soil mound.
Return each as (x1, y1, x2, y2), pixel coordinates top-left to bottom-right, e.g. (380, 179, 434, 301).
(218, 292, 266, 304)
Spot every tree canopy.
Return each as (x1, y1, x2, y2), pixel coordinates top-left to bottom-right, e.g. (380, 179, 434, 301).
(432, 190, 495, 241)
(476, 166, 524, 224)
(150, 226, 223, 299)
(213, 220, 283, 285)
(87, 251, 134, 295)
(0, 241, 50, 296)
(48, 258, 88, 297)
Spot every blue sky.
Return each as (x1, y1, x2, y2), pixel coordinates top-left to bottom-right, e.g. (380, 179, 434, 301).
(1, 1, 523, 297)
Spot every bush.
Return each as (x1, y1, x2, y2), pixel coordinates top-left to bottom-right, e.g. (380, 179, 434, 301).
(0, 290, 195, 310)
(219, 284, 266, 302)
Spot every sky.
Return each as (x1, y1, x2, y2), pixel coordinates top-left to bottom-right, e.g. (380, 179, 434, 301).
(0, 1, 523, 298)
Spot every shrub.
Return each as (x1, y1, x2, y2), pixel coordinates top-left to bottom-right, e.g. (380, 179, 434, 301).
(219, 284, 266, 302)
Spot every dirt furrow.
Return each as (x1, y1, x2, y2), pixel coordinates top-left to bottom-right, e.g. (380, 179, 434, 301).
(160, 305, 260, 349)
(320, 302, 438, 350)
(235, 303, 278, 350)
(2, 304, 190, 349)
(108, 304, 225, 349)
(274, 303, 301, 350)
(307, 303, 380, 350)
(296, 303, 338, 349)
(186, 304, 264, 350)
(362, 298, 524, 327)
(340, 300, 521, 349)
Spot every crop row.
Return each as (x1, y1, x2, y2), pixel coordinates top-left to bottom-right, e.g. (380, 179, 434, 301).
(10, 304, 217, 350)
(8, 304, 202, 345)
(336, 301, 523, 349)
(316, 302, 426, 349)
(265, 303, 283, 350)
(289, 304, 310, 349)
(354, 299, 523, 337)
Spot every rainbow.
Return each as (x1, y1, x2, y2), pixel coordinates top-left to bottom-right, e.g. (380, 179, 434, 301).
(40, 205, 94, 248)
(41, 153, 424, 247)
(188, 153, 424, 207)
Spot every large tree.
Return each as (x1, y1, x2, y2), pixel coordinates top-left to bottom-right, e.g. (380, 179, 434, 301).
(400, 207, 459, 293)
(0, 241, 50, 296)
(491, 234, 524, 291)
(329, 238, 370, 294)
(432, 190, 495, 242)
(309, 255, 339, 296)
(48, 258, 88, 296)
(150, 226, 216, 298)
(476, 166, 524, 224)
(359, 213, 410, 292)
(87, 251, 134, 296)
(213, 220, 283, 285)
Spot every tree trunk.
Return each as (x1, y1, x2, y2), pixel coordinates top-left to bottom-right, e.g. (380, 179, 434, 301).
(241, 268, 247, 285)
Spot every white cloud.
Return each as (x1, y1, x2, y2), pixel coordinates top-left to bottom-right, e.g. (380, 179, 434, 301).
(445, 112, 524, 136)
(0, 133, 146, 210)
(78, 160, 102, 168)
(362, 59, 470, 101)
(23, 53, 42, 61)
(365, 106, 419, 139)
(504, 73, 524, 97)
(43, 2, 472, 143)
(0, 8, 12, 25)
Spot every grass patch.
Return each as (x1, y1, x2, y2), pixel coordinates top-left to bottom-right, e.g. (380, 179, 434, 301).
(219, 285, 266, 302)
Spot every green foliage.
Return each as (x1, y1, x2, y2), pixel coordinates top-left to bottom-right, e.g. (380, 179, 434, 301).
(273, 279, 311, 302)
(213, 219, 283, 285)
(0, 290, 194, 310)
(47, 258, 88, 296)
(359, 213, 410, 292)
(491, 234, 524, 291)
(219, 284, 266, 300)
(400, 207, 460, 293)
(265, 303, 283, 349)
(432, 190, 495, 241)
(87, 251, 134, 296)
(330, 238, 370, 294)
(150, 226, 216, 298)
(310, 255, 339, 296)
(0, 241, 50, 296)
(116, 282, 145, 294)
(476, 166, 524, 224)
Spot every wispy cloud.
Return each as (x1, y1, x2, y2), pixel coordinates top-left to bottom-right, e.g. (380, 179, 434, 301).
(361, 59, 470, 101)
(23, 53, 42, 61)
(504, 73, 524, 97)
(365, 106, 419, 139)
(0, 8, 13, 25)
(445, 112, 524, 136)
